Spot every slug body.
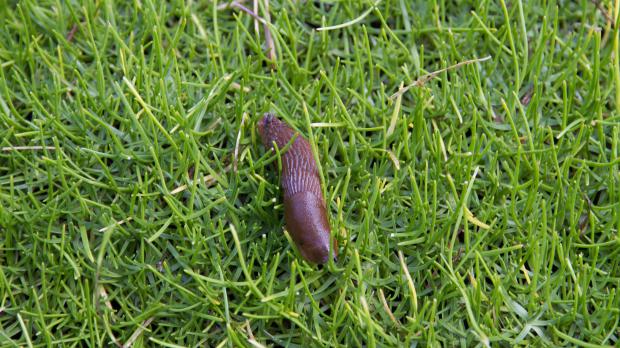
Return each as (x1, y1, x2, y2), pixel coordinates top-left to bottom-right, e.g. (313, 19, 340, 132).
(258, 113, 335, 264)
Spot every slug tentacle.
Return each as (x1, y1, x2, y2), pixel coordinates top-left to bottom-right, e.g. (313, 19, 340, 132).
(258, 113, 335, 264)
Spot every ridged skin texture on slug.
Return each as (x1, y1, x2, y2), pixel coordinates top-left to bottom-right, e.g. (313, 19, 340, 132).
(258, 113, 335, 264)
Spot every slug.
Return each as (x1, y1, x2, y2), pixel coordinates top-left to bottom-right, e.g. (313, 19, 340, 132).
(258, 113, 336, 264)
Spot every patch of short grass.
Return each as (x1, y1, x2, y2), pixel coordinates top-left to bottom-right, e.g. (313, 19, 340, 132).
(0, 0, 618, 346)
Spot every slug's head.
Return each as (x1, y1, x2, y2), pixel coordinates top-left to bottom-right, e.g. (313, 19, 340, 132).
(258, 113, 277, 144)
(258, 112, 295, 150)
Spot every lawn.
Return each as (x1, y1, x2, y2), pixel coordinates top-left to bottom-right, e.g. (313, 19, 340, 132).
(0, 0, 619, 346)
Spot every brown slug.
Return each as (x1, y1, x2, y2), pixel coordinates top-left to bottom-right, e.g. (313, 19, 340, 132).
(258, 113, 336, 264)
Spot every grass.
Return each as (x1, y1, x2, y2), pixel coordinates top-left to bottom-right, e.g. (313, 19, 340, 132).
(0, 0, 619, 346)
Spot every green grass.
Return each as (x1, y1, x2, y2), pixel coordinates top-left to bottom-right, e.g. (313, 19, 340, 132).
(0, 0, 619, 346)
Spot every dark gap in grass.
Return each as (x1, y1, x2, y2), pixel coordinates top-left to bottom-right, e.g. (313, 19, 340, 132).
(463, 127, 473, 139)
(368, 18, 382, 30)
(455, 228, 465, 245)
(166, 14, 181, 29)
(475, 191, 485, 204)
(307, 0, 334, 14)
(142, 33, 154, 55)
(550, 262, 559, 274)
